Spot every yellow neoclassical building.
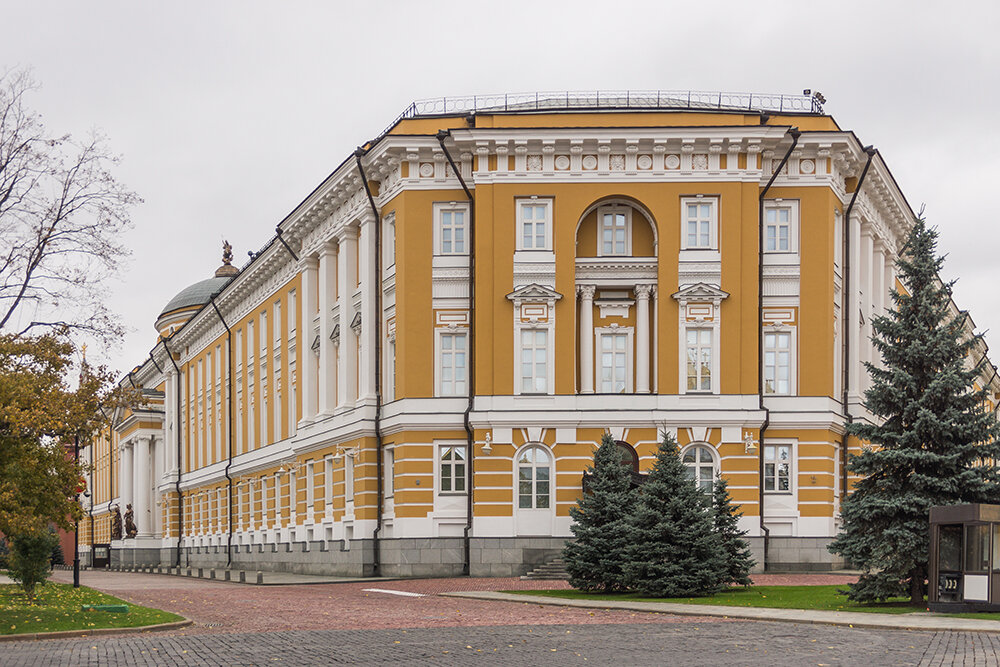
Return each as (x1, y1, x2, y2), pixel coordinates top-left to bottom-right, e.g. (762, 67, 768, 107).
(77, 90, 1000, 576)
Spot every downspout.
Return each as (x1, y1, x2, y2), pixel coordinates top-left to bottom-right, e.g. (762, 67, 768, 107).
(162, 339, 185, 568)
(355, 149, 385, 578)
(839, 146, 877, 512)
(275, 228, 300, 262)
(437, 129, 475, 576)
(209, 296, 236, 569)
(758, 127, 800, 571)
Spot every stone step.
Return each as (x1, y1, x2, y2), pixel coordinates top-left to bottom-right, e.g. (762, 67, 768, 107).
(520, 557, 570, 581)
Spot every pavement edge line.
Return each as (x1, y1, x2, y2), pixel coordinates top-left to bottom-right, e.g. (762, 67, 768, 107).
(0, 618, 193, 643)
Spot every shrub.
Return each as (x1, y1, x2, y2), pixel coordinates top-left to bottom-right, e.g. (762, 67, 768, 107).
(9, 530, 59, 599)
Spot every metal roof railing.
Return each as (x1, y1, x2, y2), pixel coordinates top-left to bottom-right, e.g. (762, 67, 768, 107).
(378, 89, 824, 137)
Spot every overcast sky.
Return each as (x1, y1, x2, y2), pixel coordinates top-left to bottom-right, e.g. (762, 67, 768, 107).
(3, 1, 998, 373)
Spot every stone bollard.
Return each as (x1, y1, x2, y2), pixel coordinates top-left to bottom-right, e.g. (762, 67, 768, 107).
(256, 571, 264, 585)
(239, 571, 246, 583)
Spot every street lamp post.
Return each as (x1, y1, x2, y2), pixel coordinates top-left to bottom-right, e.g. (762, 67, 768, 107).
(73, 434, 80, 588)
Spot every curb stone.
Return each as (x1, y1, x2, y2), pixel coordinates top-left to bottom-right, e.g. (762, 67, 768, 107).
(0, 619, 193, 642)
(440, 591, 1000, 634)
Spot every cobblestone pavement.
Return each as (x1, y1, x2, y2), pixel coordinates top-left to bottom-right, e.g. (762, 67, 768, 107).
(6, 570, 991, 664)
(4, 622, 993, 665)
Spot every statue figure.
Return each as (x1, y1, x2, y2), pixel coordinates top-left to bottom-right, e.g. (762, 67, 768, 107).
(215, 239, 239, 278)
(222, 239, 233, 266)
(124, 503, 138, 538)
(111, 505, 122, 540)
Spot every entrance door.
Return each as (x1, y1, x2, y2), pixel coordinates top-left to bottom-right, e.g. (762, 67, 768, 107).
(515, 445, 553, 535)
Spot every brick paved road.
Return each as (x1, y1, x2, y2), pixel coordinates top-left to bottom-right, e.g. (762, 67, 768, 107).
(4, 622, 993, 665)
(3, 571, 992, 665)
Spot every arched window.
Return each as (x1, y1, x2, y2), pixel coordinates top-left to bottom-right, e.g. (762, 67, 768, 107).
(517, 445, 551, 509)
(682, 444, 717, 492)
(615, 441, 639, 473)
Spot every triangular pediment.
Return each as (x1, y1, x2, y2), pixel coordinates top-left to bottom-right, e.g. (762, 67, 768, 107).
(506, 283, 563, 302)
(671, 282, 729, 302)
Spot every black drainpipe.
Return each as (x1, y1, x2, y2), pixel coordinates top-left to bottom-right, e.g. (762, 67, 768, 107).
(758, 127, 800, 571)
(209, 296, 236, 569)
(437, 128, 475, 576)
(275, 228, 300, 262)
(355, 148, 385, 578)
(162, 339, 185, 568)
(839, 146, 877, 510)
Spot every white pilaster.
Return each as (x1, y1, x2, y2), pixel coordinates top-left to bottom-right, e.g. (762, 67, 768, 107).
(299, 256, 319, 423)
(134, 436, 151, 537)
(120, 441, 133, 520)
(635, 284, 652, 393)
(859, 225, 874, 393)
(318, 243, 338, 415)
(847, 217, 862, 401)
(579, 285, 596, 394)
(359, 214, 378, 402)
(338, 226, 359, 407)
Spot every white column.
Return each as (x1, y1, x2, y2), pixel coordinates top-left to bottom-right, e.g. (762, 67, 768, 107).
(359, 215, 378, 402)
(579, 285, 596, 394)
(299, 256, 319, 423)
(872, 239, 886, 368)
(120, 442, 133, 525)
(859, 225, 874, 393)
(635, 284, 652, 393)
(134, 436, 151, 537)
(338, 226, 359, 406)
(318, 242, 338, 415)
(847, 217, 862, 402)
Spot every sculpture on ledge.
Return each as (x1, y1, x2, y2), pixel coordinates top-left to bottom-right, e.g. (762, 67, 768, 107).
(124, 503, 137, 539)
(111, 504, 122, 540)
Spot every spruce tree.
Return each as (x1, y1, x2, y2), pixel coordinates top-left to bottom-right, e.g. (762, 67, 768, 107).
(563, 434, 636, 592)
(712, 477, 755, 587)
(624, 431, 726, 597)
(829, 217, 1000, 604)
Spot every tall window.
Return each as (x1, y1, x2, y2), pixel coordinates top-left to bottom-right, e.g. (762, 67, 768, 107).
(682, 445, 716, 492)
(686, 329, 713, 392)
(600, 208, 629, 256)
(384, 214, 396, 268)
(764, 331, 792, 394)
(520, 329, 548, 393)
(600, 332, 628, 393)
(438, 207, 467, 255)
(682, 198, 716, 249)
(518, 199, 551, 250)
(764, 444, 791, 492)
(765, 207, 791, 251)
(439, 445, 466, 493)
(439, 332, 467, 396)
(517, 446, 551, 509)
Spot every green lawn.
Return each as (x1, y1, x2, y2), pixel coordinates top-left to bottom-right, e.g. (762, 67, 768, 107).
(0, 582, 183, 635)
(510, 586, 925, 614)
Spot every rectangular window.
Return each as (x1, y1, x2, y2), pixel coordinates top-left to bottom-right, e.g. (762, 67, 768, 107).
(384, 215, 396, 268)
(384, 449, 395, 498)
(600, 208, 629, 256)
(764, 331, 792, 395)
(686, 329, 713, 392)
(600, 332, 628, 393)
(439, 445, 467, 493)
(520, 329, 548, 393)
(345, 454, 355, 503)
(517, 199, 551, 250)
(682, 198, 717, 249)
(766, 207, 792, 251)
(763, 444, 791, 492)
(438, 207, 467, 255)
(324, 456, 333, 507)
(439, 332, 467, 396)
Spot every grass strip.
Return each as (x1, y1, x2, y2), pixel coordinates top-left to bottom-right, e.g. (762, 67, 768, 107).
(0, 582, 183, 635)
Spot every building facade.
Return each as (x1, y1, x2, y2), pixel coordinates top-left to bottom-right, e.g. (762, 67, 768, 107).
(77, 91, 1000, 576)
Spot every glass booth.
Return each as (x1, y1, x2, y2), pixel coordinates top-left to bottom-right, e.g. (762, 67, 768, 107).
(929, 504, 1000, 612)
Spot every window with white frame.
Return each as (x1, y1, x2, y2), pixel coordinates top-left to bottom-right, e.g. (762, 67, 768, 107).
(384, 449, 395, 498)
(439, 445, 466, 493)
(682, 198, 717, 249)
(438, 331, 468, 396)
(682, 445, 717, 492)
(599, 206, 630, 256)
(520, 329, 548, 393)
(517, 445, 551, 509)
(686, 329, 713, 392)
(517, 198, 552, 250)
(344, 454, 355, 502)
(764, 200, 799, 253)
(384, 214, 396, 268)
(599, 331, 629, 393)
(436, 204, 468, 255)
(763, 331, 792, 395)
(764, 444, 792, 492)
